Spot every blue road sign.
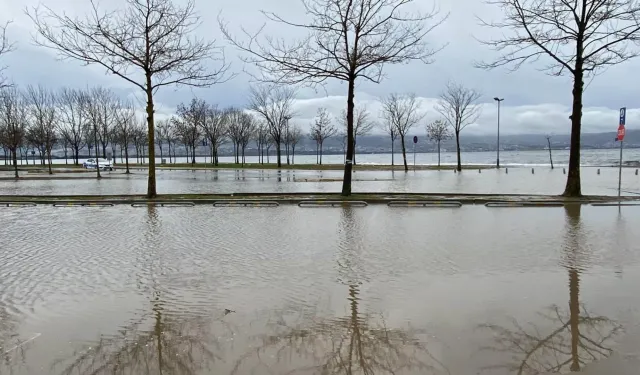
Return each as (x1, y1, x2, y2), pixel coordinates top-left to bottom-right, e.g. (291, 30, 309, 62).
(620, 107, 626, 126)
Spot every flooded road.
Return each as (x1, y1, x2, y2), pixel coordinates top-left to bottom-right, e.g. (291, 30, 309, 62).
(2, 205, 640, 374)
(1, 166, 640, 196)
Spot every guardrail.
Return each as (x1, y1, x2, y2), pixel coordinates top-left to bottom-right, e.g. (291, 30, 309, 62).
(387, 200, 462, 207)
(53, 202, 115, 207)
(485, 201, 565, 207)
(131, 202, 196, 207)
(213, 200, 280, 207)
(0, 202, 37, 207)
(298, 200, 368, 207)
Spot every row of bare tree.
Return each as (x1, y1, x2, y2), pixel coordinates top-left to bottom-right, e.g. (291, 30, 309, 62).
(2, 0, 637, 196)
(0, 85, 149, 177)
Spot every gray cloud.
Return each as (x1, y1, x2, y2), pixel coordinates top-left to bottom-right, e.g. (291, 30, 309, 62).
(0, 0, 638, 135)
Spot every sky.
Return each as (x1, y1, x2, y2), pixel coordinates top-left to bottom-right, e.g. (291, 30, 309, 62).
(0, 0, 638, 136)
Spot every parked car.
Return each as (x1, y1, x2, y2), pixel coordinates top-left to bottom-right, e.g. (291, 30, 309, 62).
(83, 158, 113, 171)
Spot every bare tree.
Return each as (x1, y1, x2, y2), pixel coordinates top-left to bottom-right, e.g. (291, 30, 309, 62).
(226, 108, 255, 165)
(239, 113, 256, 165)
(254, 121, 269, 164)
(114, 101, 136, 173)
(311, 107, 337, 165)
(201, 105, 228, 166)
(288, 124, 303, 164)
(426, 119, 451, 167)
(94, 88, 117, 159)
(546, 135, 554, 169)
(341, 106, 374, 165)
(382, 93, 424, 172)
(85, 87, 116, 178)
(24, 85, 57, 174)
(0, 22, 15, 88)
(382, 120, 399, 166)
(57, 88, 88, 165)
(29, 0, 230, 197)
(0, 87, 27, 177)
(176, 98, 205, 165)
(221, 0, 445, 195)
(155, 119, 169, 164)
(476, 0, 640, 196)
(435, 81, 481, 172)
(248, 84, 296, 167)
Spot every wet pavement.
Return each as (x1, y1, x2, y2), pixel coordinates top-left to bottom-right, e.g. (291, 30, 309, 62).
(1, 205, 640, 374)
(1, 167, 640, 196)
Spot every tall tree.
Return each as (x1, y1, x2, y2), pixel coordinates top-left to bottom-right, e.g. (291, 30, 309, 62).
(0, 87, 27, 177)
(226, 108, 254, 164)
(382, 93, 424, 172)
(29, 0, 230, 198)
(57, 88, 88, 165)
(477, 0, 640, 196)
(114, 101, 136, 173)
(311, 107, 337, 165)
(341, 106, 374, 165)
(426, 119, 451, 167)
(247, 84, 296, 167)
(221, 0, 445, 195)
(0, 22, 15, 88)
(24, 85, 58, 174)
(201, 105, 228, 166)
(435, 81, 481, 172)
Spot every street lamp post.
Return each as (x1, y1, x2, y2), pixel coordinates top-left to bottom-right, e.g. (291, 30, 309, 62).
(493, 97, 504, 168)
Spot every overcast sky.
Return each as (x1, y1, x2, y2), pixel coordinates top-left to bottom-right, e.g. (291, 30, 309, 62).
(1, 0, 638, 136)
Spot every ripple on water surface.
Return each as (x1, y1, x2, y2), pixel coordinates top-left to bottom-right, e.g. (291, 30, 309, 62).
(2, 205, 640, 374)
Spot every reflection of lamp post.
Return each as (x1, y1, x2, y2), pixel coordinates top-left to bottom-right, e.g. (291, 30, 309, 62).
(493, 97, 504, 168)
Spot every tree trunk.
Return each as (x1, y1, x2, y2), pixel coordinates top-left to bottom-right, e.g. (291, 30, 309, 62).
(342, 76, 356, 196)
(12, 149, 18, 178)
(391, 138, 394, 166)
(124, 144, 130, 174)
(47, 148, 53, 175)
(74, 146, 79, 165)
(102, 144, 107, 159)
(319, 142, 323, 165)
(455, 131, 462, 172)
(563, 68, 583, 197)
(94, 127, 101, 179)
(401, 136, 408, 172)
(437, 140, 441, 167)
(159, 142, 163, 164)
(145, 76, 157, 199)
(276, 140, 282, 168)
(353, 139, 357, 165)
(292, 146, 295, 164)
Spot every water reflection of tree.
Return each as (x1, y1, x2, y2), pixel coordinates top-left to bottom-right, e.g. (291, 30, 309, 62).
(1, 301, 31, 374)
(230, 208, 448, 375)
(54, 206, 231, 375)
(480, 204, 622, 374)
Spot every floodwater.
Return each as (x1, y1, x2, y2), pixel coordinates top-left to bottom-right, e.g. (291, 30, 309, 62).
(10, 148, 640, 167)
(1, 205, 640, 374)
(1, 167, 640, 196)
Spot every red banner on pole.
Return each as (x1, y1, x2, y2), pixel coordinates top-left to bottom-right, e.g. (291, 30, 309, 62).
(618, 125, 626, 141)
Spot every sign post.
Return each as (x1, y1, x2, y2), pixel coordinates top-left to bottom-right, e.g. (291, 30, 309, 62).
(617, 107, 626, 197)
(413, 136, 418, 169)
